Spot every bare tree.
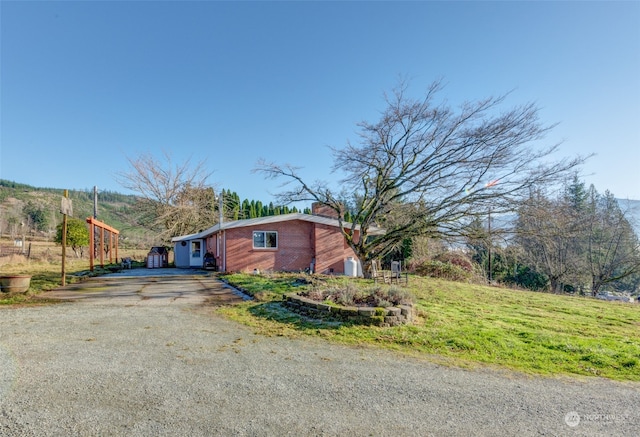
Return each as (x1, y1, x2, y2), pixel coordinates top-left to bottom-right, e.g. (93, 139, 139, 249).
(514, 180, 640, 295)
(515, 190, 584, 292)
(586, 189, 640, 295)
(116, 151, 217, 242)
(256, 79, 585, 277)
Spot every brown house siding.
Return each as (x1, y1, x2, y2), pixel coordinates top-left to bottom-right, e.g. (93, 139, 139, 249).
(313, 223, 358, 275)
(202, 218, 360, 274)
(221, 220, 315, 273)
(311, 202, 341, 219)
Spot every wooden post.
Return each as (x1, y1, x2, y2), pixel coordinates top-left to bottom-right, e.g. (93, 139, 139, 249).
(99, 227, 104, 267)
(85, 217, 119, 271)
(108, 231, 112, 264)
(88, 220, 95, 271)
(61, 190, 68, 286)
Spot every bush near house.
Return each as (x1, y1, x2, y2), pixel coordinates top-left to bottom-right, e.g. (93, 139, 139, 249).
(221, 273, 413, 307)
(411, 259, 472, 282)
(300, 281, 414, 308)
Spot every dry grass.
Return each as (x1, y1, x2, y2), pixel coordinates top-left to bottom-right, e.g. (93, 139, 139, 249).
(0, 238, 152, 272)
(0, 238, 152, 304)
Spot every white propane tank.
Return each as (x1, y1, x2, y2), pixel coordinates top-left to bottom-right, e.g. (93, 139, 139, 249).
(344, 257, 358, 277)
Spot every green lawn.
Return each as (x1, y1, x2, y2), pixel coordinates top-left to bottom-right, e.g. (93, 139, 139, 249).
(217, 273, 640, 381)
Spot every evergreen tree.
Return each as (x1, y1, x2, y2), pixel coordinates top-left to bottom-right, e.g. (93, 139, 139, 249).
(24, 201, 49, 233)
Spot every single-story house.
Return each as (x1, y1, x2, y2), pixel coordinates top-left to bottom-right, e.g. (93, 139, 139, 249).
(171, 203, 383, 275)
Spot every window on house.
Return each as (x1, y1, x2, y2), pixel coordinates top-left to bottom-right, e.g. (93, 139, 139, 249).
(191, 241, 201, 258)
(253, 231, 277, 249)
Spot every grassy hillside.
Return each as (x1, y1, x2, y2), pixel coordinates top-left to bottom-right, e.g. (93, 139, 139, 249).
(0, 180, 156, 248)
(218, 273, 640, 381)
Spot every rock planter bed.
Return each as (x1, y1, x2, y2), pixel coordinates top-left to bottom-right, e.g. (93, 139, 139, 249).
(283, 293, 413, 327)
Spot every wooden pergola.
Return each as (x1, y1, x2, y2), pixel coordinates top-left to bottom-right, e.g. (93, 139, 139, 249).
(86, 217, 119, 271)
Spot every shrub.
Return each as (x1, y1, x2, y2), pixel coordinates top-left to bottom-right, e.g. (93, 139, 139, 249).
(433, 251, 474, 272)
(413, 259, 471, 282)
(506, 265, 548, 291)
(301, 282, 413, 307)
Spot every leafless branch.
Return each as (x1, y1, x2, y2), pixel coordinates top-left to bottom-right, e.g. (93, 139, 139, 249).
(254, 79, 587, 277)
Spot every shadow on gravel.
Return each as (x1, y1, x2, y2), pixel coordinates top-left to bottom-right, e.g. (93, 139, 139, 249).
(202, 291, 247, 307)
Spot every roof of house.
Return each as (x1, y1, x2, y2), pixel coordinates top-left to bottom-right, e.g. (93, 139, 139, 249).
(171, 213, 385, 242)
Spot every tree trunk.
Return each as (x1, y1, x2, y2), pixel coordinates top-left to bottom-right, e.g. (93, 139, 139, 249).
(359, 257, 372, 279)
(591, 277, 602, 296)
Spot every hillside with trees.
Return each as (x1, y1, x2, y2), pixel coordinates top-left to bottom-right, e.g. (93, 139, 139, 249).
(0, 180, 150, 247)
(0, 179, 310, 251)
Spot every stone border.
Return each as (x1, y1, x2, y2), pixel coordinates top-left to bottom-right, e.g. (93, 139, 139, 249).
(283, 293, 413, 327)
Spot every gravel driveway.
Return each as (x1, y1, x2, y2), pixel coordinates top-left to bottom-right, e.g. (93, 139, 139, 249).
(1, 271, 638, 436)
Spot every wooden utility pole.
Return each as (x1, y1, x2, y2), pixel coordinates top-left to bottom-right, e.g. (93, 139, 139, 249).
(61, 190, 70, 286)
(487, 208, 492, 283)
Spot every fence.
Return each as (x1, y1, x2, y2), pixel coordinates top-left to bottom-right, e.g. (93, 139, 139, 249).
(0, 244, 31, 259)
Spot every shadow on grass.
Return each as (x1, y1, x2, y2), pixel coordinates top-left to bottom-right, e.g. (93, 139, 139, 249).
(1, 268, 92, 306)
(247, 301, 346, 331)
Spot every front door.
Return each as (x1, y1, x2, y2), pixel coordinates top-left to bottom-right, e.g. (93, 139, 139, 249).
(190, 239, 203, 267)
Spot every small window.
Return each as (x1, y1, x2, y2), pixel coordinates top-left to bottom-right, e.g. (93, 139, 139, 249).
(191, 241, 201, 258)
(253, 231, 277, 249)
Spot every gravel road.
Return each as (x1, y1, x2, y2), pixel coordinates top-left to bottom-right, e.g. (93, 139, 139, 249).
(0, 274, 638, 436)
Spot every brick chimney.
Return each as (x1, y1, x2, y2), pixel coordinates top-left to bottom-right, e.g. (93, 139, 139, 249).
(311, 202, 341, 219)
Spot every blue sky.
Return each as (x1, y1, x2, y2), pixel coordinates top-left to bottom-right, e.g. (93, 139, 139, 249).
(2, 1, 639, 205)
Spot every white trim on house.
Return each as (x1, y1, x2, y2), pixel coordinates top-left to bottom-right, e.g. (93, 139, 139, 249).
(170, 213, 385, 243)
(252, 230, 278, 249)
(189, 239, 204, 267)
